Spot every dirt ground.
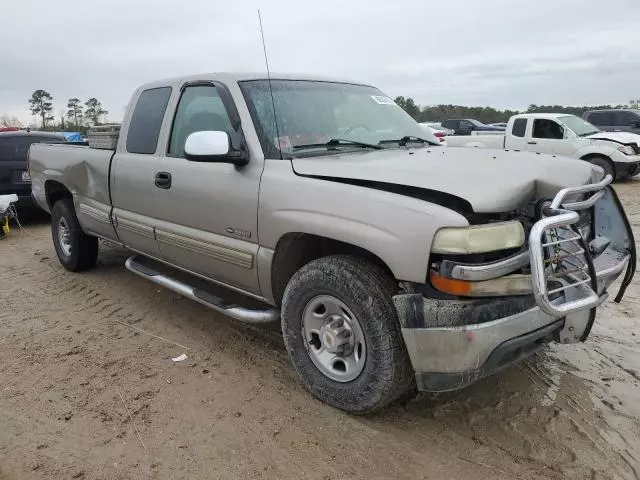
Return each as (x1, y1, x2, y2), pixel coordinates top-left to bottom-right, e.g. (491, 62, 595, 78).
(1, 182, 639, 480)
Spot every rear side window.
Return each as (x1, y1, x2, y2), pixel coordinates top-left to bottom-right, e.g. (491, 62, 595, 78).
(613, 111, 640, 127)
(126, 87, 172, 154)
(586, 111, 613, 126)
(511, 118, 527, 137)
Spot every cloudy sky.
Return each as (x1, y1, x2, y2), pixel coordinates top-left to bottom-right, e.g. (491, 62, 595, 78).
(1, 0, 639, 125)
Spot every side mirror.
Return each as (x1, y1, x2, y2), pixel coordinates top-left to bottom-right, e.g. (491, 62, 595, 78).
(184, 131, 248, 166)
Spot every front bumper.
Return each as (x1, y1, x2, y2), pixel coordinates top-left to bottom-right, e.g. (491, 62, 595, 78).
(614, 160, 640, 178)
(394, 177, 635, 392)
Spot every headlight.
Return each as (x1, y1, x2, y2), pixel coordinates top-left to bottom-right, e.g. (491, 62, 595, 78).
(431, 220, 525, 254)
(617, 145, 635, 155)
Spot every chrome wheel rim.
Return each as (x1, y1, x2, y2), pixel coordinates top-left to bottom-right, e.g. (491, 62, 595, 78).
(301, 295, 366, 382)
(57, 217, 72, 256)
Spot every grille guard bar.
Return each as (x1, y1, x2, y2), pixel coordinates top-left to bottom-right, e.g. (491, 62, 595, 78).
(529, 174, 613, 317)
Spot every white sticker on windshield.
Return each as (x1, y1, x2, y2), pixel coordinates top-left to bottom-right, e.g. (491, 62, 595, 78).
(371, 95, 395, 105)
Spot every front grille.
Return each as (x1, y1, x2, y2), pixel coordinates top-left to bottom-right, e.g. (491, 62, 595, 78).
(529, 176, 611, 316)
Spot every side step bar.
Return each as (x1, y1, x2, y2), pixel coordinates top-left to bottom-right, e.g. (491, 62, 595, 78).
(125, 255, 280, 324)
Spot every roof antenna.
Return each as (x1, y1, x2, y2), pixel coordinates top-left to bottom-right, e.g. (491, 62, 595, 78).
(258, 9, 283, 159)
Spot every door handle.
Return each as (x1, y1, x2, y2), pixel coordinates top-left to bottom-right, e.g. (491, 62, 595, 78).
(155, 172, 172, 189)
(527, 141, 537, 145)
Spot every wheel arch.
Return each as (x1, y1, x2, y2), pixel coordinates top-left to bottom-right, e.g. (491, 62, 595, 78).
(44, 180, 73, 211)
(269, 232, 396, 307)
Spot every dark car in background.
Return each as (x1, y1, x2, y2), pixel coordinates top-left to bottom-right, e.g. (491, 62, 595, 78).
(0, 131, 67, 208)
(442, 118, 506, 135)
(583, 109, 640, 134)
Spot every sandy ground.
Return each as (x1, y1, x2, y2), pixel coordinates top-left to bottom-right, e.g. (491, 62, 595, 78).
(1, 182, 639, 480)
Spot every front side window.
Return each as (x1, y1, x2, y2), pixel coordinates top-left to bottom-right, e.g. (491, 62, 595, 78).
(126, 87, 172, 154)
(532, 119, 564, 139)
(168, 85, 234, 156)
(239, 80, 434, 158)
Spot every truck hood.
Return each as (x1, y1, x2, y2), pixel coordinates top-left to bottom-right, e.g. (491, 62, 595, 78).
(586, 131, 640, 147)
(292, 147, 598, 213)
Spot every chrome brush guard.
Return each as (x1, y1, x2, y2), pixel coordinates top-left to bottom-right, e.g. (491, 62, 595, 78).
(529, 175, 613, 317)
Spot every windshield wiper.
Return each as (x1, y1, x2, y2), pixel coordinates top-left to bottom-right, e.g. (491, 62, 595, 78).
(378, 136, 439, 146)
(578, 131, 600, 137)
(292, 138, 382, 151)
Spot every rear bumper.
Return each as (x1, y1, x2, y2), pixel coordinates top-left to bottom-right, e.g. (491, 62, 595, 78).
(0, 191, 34, 208)
(16, 193, 35, 208)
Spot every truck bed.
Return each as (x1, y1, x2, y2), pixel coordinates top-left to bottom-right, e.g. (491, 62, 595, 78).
(446, 134, 506, 149)
(29, 142, 117, 240)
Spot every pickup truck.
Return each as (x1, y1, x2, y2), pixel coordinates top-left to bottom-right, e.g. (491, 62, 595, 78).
(29, 73, 636, 413)
(447, 113, 640, 180)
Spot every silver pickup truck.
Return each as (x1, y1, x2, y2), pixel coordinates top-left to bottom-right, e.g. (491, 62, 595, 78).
(29, 73, 636, 413)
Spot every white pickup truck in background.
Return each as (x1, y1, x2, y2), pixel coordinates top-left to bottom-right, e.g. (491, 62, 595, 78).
(447, 113, 640, 180)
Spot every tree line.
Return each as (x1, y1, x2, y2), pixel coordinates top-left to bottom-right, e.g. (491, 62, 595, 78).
(27, 89, 109, 133)
(394, 97, 636, 124)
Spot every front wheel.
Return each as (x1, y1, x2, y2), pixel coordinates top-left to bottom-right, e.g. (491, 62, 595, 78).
(51, 199, 99, 272)
(281, 255, 414, 414)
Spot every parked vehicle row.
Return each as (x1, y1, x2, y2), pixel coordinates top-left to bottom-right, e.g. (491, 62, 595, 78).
(446, 113, 640, 180)
(29, 73, 636, 413)
(0, 131, 67, 208)
(583, 109, 640, 135)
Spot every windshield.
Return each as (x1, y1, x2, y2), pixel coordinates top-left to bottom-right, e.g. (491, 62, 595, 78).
(467, 119, 485, 126)
(558, 115, 600, 136)
(239, 80, 437, 158)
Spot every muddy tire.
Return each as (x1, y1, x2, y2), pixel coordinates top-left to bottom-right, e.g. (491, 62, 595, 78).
(51, 199, 98, 272)
(281, 255, 415, 414)
(588, 156, 616, 181)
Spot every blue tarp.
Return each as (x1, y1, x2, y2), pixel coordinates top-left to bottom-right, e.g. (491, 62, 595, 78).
(63, 132, 82, 142)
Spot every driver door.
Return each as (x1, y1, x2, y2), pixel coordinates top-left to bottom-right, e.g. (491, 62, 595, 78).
(527, 119, 565, 155)
(153, 83, 263, 294)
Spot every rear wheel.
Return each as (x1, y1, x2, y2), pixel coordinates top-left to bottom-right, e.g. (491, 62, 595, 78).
(51, 199, 98, 272)
(587, 156, 616, 181)
(281, 255, 415, 414)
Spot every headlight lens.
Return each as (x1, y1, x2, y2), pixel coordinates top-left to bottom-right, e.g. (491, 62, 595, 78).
(617, 145, 635, 155)
(431, 220, 525, 254)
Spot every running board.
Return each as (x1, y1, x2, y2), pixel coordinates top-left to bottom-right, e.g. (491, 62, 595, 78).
(125, 255, 280, 324)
